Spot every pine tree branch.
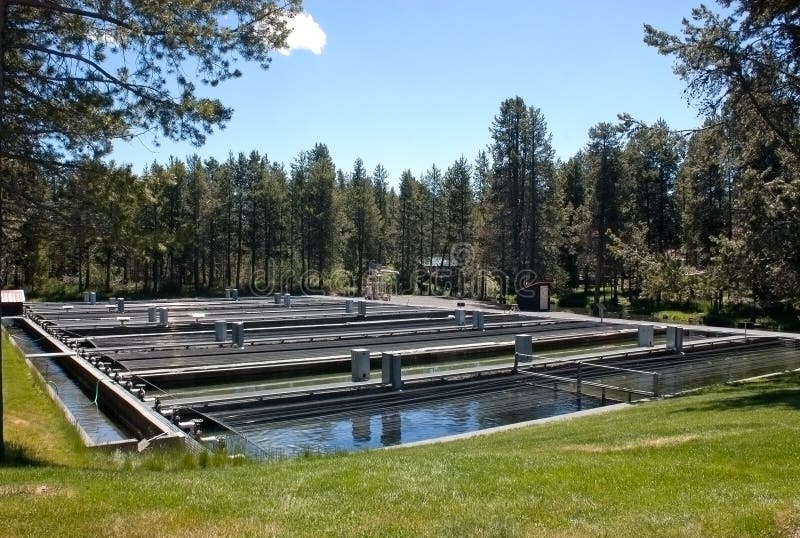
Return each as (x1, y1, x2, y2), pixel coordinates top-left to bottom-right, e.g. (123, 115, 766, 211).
(8, 0, 166, 36)
(17, 44, 175, 104)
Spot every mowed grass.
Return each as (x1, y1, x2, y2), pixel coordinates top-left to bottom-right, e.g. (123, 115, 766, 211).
(2, 331, 800, 537)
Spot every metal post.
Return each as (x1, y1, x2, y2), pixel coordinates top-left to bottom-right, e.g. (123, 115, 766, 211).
(472, 310, 485, 331)
(231, 321, 244, 348)
(666, 326, 684, 352)
(652, 372, 660, 397)
(576, 362, 582, 396)
(514, 334, 532, 371)
(351, 349, 370, 382)
(215, 320, 227, 343)
(390, 354, 402, 390)
(637, 325, 654, 347)
(381, 352, 402, 390)
(381, 352, 392, 384)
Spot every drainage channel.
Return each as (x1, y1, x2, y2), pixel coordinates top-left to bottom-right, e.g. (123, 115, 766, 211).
(4, 320, 135, 447)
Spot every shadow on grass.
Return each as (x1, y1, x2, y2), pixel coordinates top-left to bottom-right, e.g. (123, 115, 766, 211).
(672, 374, 800, 413)
(0, 442, 50, 468)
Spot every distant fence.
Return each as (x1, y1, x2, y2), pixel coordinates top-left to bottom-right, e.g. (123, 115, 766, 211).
(517, 339, 800, 401)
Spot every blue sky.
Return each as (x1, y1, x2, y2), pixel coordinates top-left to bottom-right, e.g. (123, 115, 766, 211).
(112, 0, 707, 185)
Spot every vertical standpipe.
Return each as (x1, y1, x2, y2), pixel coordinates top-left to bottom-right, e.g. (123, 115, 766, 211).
(215, 320, 227, 342)
(231, 321, 245, 348)
(637, 325, 654, 347)
(381, 352, 403, 390)
(515, 334, 533, 369)
(351, 348, 371, 382)
(666, 326, 684, 352)
(472, 310, 485, 330)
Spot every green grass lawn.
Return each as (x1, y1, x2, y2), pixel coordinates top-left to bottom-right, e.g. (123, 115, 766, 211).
(2, 330, 800, 537)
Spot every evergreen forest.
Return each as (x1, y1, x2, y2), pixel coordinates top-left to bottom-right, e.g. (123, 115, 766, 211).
(1, 0, 799, 326)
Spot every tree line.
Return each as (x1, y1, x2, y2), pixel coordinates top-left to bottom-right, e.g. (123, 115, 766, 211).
(1, 0, 798, 316)
(2, 86, 799, 314)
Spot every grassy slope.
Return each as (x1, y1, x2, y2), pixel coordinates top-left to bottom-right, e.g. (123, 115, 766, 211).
(1, 332, 91, 467)
(2, 330, 799, 537)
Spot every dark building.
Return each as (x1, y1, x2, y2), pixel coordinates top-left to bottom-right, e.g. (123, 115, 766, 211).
(1, 289, 26, 316)
(516, 281, 552, 312)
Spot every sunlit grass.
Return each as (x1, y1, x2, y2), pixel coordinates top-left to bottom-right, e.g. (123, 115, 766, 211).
(2, 326, 800, 536)
(1, 331, 91, 467)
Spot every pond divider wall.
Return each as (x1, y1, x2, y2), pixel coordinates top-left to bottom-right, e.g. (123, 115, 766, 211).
(16, 317, 186, 449)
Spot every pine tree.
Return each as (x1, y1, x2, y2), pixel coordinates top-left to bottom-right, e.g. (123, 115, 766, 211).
(621, 118, 684, 253)
(558, 153, 587, 289)
(398, 170, 423, 292)
(344, 159, 380, 294)
(585, 122, 624, 305)
(676, 120, 731, 267)
(372, 164, 390, 263)
(490, 97, 528, 277)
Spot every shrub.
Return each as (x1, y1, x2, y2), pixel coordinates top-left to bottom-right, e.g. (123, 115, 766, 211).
(557, 291, 590, 308)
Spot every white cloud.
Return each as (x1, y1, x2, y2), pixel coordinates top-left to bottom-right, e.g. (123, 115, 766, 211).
(280, 13, 326, 56)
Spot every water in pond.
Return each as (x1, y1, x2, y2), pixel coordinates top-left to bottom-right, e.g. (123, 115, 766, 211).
(5, 322, 133, 445)
(159, 339, 653, 402)
(209, 380, 605, 458)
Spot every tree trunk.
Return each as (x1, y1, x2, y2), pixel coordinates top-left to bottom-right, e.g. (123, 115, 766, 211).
(105, 249, 112, 293)
(225, 194, 232, 287)
(235, 199, 243, 290)
(208, 221, 215, 289)
(85, 249, 91, 291)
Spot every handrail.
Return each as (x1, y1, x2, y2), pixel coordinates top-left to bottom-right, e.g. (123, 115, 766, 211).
(517, 369, 656, 398)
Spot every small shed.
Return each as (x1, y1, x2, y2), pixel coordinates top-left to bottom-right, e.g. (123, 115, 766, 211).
(1, 289, 26, 316)
(516, 281, 552, 312)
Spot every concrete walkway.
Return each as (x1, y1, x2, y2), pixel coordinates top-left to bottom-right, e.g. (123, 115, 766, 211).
(387, 294, 800, 341)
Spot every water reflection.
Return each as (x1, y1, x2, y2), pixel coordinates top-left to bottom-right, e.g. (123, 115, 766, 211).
(351, 415, 371, 443)
(216, 383, 605, 457)
(381, 412, 401, 446)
